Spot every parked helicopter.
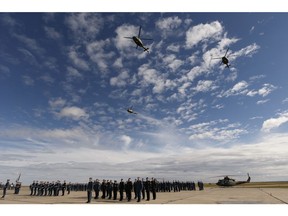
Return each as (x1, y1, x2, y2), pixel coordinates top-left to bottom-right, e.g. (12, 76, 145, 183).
(212, 48, 231, 68)
(127, 106, 137, 114)
(216, 173, 251, 187)
(124, 26, 153, 53)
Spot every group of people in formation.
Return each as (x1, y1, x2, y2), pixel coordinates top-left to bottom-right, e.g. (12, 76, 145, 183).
(86, 177, 157, 203)
(1, 177, 204, 203)
(29, 180, 71, 196)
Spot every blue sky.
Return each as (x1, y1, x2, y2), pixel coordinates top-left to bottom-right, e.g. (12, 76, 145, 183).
(1, 10, 288, 184)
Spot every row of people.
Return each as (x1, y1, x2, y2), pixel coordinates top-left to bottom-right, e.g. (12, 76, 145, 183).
(86, 177, 157, 203)
(29, 180, 71, 196)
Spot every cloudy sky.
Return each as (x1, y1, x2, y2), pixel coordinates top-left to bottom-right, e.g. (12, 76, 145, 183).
(1, 7, 288, 184)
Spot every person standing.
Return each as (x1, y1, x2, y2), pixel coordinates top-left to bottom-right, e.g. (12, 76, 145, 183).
(101, 179, 106, 199)
(134, 177, 143, 202)
(1, 179, 10, 198)
(112, 180, 118, 200)
(29, 180, 35, 196)
(61, 180, 67, 196)
(151, 177, 157, 200)
(141, 178, 145, 200)
(126, 178, 133, 202)
(119, 179, 125, 201)
(144, 177, 151, 201)
(86, 177, 93, 203)
(93, 179, 100, 199)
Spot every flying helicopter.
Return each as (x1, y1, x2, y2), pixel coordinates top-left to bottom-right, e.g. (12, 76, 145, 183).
(211, 48, 231, 68)
(216, 173, 251, 187)
(127, 106, 137, 115)
(124, 26, 153, 53)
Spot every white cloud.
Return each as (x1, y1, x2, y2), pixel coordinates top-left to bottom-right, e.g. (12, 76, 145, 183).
(163, 54, 184, 72)
(247, 83, 277, 97)
(256, 99, 270, 105)
(120, 135, 132, 149)
(22, 75, 34, 86)
(156, 16, 182, 30)
(44, 26, 61, 40)
(232, 43, 260, 58)
(65, 13, 103, 40)
(114, 24, 139, 51)
(67, 66, 83, 80)
(68, 48, 90, 71)
(110, 70, 129, 87)
(185, 21, 223, 48)
(49, 98, 66, 109)
(261, 111, 288, 132)
(220, 81, 249, 97)
(58, 106, 89, 120)
(194, 80, 216, 92)
(166, 44, 180, 52)
(188, 119, 246, 143)
(86, 39, 115, 72)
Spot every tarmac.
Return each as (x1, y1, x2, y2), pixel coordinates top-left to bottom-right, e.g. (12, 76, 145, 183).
(1, 186, 287, 204)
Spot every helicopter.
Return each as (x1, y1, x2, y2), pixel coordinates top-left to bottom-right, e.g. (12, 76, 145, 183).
(216, 173, 251, 187)
(211, 48, 231, 68)
(127, 106, 137, 115)
(124, 26, 153, 53)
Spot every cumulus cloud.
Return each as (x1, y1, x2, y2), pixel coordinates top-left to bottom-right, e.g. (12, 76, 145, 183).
(194, 80, 216, 92)
(247, 84, 277, 97)
(44, 26, 61, 40)
(65, 13, 103, 41)
(110, 70, 129, 87)
(185, 21, 223, 48)
(220, 81, 249, 97)
(58, 106, 89, 120)
(156, 16, 182, 30)
(188, 119, 246, 143)
(261, 111, 288, 132)
(86, 39, 115, 72)
(68, 48, 90, 71)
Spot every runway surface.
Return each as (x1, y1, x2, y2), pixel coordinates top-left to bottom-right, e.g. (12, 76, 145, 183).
(1, 186, 287, 204)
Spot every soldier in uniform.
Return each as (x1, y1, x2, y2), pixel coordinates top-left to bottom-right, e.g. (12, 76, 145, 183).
(141, 178, 145, 200)
(144, 177, 151, 201)
(93, 179, 100, 199)
(134, 177, 143, 202)
(67, 182, 72, 195)
(126, 178, 133, 202)
(1, 179, 10, 198)
(86, 177, 93, 203)
(61, 180, 67, 196)
(108, 180, 113, 199)
(101, 179, 106, 199)
(14, 181, 21, 194)
(112, 180, 118, 200)
(30, 181, 35, 196)
(151, 177, 157, 200)
(119, 179, 125, 201)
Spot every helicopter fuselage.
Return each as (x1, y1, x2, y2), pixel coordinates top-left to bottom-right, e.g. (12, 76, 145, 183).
(132, 36, 144, 48)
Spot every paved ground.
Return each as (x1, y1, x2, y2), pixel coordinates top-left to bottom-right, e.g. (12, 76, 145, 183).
(1, 186, 287, 204)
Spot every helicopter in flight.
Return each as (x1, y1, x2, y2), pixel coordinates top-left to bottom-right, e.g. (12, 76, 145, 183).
(126, 106, 137, 115)
(216, 173, 251, 187)
(124, 26, 153, 53)
(211, 48, 231, 68)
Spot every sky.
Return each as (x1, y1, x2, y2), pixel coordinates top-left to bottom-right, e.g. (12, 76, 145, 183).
(1, 4, 288, 185)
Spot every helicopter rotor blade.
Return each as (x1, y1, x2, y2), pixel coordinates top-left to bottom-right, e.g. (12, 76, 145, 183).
(138, 26, 142, 38)
(224, 48, 229, 57)
(141, 38, 153, 41)
(211, 57, 222, 60)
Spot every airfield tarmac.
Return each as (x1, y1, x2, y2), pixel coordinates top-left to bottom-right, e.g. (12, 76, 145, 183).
(1, 184, 288, 204)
